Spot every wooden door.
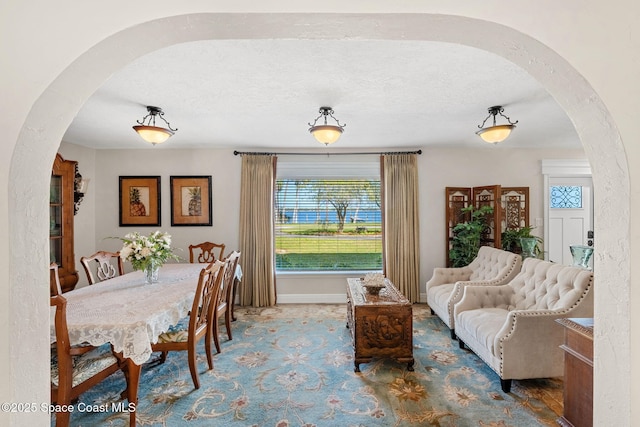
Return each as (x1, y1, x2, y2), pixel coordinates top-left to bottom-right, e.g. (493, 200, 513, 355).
(547, 177, 593, 266)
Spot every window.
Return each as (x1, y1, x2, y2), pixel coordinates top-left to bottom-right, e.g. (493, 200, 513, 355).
(275, 160, 382, 272)
(550, 185, 583, 208)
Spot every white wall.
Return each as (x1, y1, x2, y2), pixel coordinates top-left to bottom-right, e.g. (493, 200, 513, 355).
(90, 149, 241, 269)
(75, 143, 584, 301)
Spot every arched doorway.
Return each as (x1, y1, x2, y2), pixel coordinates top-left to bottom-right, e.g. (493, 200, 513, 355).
(9, 13, 629, 425)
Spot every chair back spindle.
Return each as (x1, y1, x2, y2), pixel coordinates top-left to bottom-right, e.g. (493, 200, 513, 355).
(80, 251, 124, 285)
(189, 242, 225, 264)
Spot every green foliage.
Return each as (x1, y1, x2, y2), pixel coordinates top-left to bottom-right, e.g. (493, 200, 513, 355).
(449, 205, 494, 267)
(501, 225, 543, 258)
(280, 223, 381, 236)
(276, 253, 382, 271)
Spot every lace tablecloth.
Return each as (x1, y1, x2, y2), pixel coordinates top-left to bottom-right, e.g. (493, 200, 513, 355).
(58, 263, 204, 365)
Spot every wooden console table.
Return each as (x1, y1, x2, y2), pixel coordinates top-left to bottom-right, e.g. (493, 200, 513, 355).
(556, 317, 593, 427)
(346, 277, 414, 372)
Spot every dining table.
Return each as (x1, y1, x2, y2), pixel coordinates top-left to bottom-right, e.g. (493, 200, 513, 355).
(53, 262, 211, 427)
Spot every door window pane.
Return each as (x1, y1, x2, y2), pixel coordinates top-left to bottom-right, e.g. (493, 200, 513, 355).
(550, 185, 582, 209)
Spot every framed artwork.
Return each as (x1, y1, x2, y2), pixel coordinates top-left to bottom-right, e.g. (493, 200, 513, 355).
(170, 175, 212, 226)
(119, 176, 161, 226)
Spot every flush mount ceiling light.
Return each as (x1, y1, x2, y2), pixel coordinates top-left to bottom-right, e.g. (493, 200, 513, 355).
(133, 106, 178, 145)
(308, 106, 346, 145)
(476, 105, 518, 144)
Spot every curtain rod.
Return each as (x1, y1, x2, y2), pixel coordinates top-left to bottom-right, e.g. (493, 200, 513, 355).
(233, 149, 422, 156)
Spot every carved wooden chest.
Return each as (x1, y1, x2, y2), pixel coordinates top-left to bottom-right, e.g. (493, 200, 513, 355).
(346, 277, 414, 372)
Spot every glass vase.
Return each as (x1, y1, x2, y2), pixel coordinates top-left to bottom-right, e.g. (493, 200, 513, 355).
(570, 245, 594, 269)
(520, 237, 538, 259)
(144, 261, 160, 284)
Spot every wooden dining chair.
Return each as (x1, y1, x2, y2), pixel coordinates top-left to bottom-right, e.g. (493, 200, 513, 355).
(151, 259, 225, 389)
(50, 293, 130, 427)
(80, 250, 125, 285)
(50, 262, 63, 296)
(212, 251, 241, 353)
(188, 241, 225, 264)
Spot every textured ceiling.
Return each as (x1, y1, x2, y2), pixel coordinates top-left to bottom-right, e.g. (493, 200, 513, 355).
(63, 39, 581, 150)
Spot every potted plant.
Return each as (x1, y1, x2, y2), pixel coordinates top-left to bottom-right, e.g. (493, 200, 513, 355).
(501, 225, 543, 258)
(449, 205, 494, 267)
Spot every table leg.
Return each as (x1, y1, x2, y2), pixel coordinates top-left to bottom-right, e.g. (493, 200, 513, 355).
(125, 358, 140, 427)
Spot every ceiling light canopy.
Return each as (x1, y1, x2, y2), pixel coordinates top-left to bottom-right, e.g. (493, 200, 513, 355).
(476, 105, 518, 144)
(308, 107, 346, 145)
(133, 106, 178, 145)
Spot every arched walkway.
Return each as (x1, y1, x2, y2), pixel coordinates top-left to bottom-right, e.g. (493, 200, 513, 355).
(9, 13, 629, 425)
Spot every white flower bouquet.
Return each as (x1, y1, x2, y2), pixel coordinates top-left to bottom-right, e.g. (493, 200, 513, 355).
(117, 230, 180, 271)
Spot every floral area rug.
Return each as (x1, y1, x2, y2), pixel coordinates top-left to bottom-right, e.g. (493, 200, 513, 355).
(59, 304, 563, 426)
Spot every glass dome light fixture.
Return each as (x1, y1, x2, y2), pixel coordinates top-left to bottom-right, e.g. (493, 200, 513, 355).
(476, 105, 518, 144)
(308, 106, 346, 145)
(133, 106, 178, 145)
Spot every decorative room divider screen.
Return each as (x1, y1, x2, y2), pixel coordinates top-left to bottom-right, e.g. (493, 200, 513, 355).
(445, 185, 529, 267)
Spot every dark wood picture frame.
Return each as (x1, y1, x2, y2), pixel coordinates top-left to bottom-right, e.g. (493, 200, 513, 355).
(170, 175, 212, 226)
(119, 176, 161, 226)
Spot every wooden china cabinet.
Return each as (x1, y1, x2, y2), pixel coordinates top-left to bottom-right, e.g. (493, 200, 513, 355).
(50, 153, 79, 293)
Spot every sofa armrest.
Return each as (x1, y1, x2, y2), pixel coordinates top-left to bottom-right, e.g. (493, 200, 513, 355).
(449, 279, 511, 307)
(426, 266, 472, 290)
(454, 284, 513, 316)
(496, 309, 571, 379)
(496, 309, 560, 338)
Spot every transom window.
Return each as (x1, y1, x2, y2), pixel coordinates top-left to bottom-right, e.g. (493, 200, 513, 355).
(550, 185, 583, 208)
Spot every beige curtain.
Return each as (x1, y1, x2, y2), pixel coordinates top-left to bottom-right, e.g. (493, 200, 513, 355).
(381, 154, 420, 302)
(238, 154, 277, 307)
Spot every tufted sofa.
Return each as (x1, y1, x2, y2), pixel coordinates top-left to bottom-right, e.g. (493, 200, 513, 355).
(453, 257, 593, 393)
(426, 246, 522, 339)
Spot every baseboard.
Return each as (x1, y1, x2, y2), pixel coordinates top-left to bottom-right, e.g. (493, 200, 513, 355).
(277, 294, 347, 304)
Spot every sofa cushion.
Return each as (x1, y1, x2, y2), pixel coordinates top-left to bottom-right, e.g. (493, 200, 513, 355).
(456, 307, 509, 356)
(430, 283, 455, 313)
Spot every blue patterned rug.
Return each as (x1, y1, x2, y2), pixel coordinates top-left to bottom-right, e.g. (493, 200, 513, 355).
(57, 304, 562, 426)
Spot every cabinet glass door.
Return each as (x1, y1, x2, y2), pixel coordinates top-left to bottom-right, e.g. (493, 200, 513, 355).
(50, 175, 63, 263)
